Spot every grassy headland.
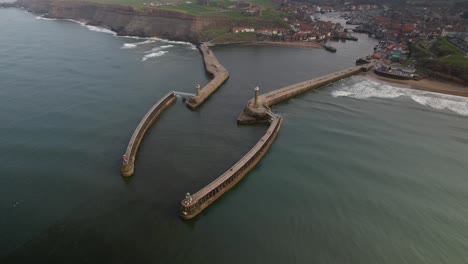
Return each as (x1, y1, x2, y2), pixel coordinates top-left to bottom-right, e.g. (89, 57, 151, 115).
(64, 0, 289, 42)
(411, 37, 468, 85)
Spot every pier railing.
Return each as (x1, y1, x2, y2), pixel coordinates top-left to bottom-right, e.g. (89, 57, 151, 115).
(180, 114, 282, 219)
(121, 91, 177, 176)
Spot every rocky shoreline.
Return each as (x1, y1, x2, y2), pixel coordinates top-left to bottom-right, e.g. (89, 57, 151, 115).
(6, 0, 231, 43)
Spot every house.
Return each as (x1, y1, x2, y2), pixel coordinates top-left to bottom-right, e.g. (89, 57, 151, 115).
(232, 27, 255, 33)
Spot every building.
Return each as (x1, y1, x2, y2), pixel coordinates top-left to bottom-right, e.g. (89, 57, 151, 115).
(232, 27, 255, 33)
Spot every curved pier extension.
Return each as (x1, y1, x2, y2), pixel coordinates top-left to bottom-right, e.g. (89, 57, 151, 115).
(185, 43, 229, 110)
(237, 64, 373, 124)
(121, 92, 177, 177)
(180, 113, 282, 220)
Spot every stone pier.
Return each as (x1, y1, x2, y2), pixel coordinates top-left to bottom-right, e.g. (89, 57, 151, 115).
(180, 113, 282, 220)
(121, 92, 177, 177)
(237, 64, 373, 124)
(185, 43, 229, 110)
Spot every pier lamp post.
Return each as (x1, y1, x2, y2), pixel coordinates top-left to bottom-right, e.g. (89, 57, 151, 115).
(254, 86, 260, 108)
(196, 84, 201, 96)
(185, 193, 192, 204)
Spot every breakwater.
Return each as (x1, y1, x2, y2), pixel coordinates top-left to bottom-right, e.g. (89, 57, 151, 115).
(120, 45, 227, 177)
(238, 65, 372, 124)
(180, 112, 282, 219)
(185, 43, 229, 110)
(121, 92, 177, 177)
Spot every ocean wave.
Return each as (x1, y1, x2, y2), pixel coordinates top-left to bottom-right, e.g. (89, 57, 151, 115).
(121, 40, 157, 49)
(36, 16, 59, 21)
(144, 45, 174, 53)
(35, 16, 197, 49)
(151, 37, 196, 47)
(141, 51, 168, 61)
(121, 43, 137, 49)
(83, 24, 117, 36)
(332, 77, 468, 116)
(120, 36, 197, 49)
(35, 15, 117, 36)
(187, 44, 198, 50)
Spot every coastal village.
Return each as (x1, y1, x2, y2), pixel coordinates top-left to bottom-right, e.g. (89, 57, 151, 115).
(2, 0, 468, 261)
(225, 0, 467, 83)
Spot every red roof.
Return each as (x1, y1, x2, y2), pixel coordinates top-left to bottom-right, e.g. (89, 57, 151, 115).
(402, 24, 415, 33)
(375, 16, 391, 24)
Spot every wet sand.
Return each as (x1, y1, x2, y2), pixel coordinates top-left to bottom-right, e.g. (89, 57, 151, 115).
(365, 70, 468, 97)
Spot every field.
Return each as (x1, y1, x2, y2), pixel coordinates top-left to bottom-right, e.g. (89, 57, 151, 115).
(64, 0, 288, 41)
(412, 37, 468, 84)
(72, 0, 280, 16)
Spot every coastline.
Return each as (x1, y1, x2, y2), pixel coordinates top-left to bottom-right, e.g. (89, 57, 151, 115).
(209, 40, 323, 49)
(11, 0, 213, 43)
(365, 70, 468, 98)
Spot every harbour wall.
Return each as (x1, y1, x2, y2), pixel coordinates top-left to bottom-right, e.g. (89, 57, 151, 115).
(238, 65, 372, 124)
(180, 113, 282, 220)
(185, 43, 229, 110)
(121, 92, 177, 177)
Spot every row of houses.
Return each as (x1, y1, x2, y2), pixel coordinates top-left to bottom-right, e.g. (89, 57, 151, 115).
(231, 27, 287, 35)
(232, 22, 338, 41)
(345, 5, 379, 11)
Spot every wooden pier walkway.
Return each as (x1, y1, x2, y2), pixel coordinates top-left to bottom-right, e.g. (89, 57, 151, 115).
(185, 43, 229, 110)
(121, 92, 177, 177)
(180, 112, 282, 219)
(238, 64, 373, 124)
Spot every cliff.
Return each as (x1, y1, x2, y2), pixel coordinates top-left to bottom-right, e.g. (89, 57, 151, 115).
(15, 0, 230, 43)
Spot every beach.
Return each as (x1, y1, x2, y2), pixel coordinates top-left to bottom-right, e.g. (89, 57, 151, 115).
(365, 70, 468, 97)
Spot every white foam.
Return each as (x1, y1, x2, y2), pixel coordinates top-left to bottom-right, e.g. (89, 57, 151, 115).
(141, 51, 168, 61)
(120, 40, 158, 49)
(332, 77, 468, 116)
(187, 44, 198, 50)
(121, 43, 137, 49)
(151, 37, 195, 47)
(35, 16, 117, 36)
(35, 16, 198, 50)
(144, 45, 174, 53)
(120, 36, 197, 50)
(84, 24, 117, 36)
(36, 16, 59, 21)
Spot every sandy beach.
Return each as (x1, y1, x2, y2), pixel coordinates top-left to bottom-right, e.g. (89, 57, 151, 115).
(365, 70, 468, 97)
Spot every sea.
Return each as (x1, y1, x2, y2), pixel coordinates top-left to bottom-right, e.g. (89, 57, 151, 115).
(1, 6, 468, 264)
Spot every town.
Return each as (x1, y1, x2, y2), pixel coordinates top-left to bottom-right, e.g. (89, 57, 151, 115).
(225, 0, 467, 84)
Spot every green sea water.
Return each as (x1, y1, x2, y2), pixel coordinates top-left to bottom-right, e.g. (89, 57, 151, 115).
(1, 8, 468, 264)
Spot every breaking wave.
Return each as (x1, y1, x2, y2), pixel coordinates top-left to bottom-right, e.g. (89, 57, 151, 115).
(120, 40, 157, 49)
(332, 78, 468, 116)
(121, 43, 137, 49)
(35, 15, 197, 50)
(35, 16, 59, 21)
(83, 24, 117, 35)
(144, 45, 174, 53)
(151, 37, 196, 49)
(119, 36, 196, 49)
(141, 51, 168, 61)
(140, 45, 173, 61)
(35, 15, 117, 36)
